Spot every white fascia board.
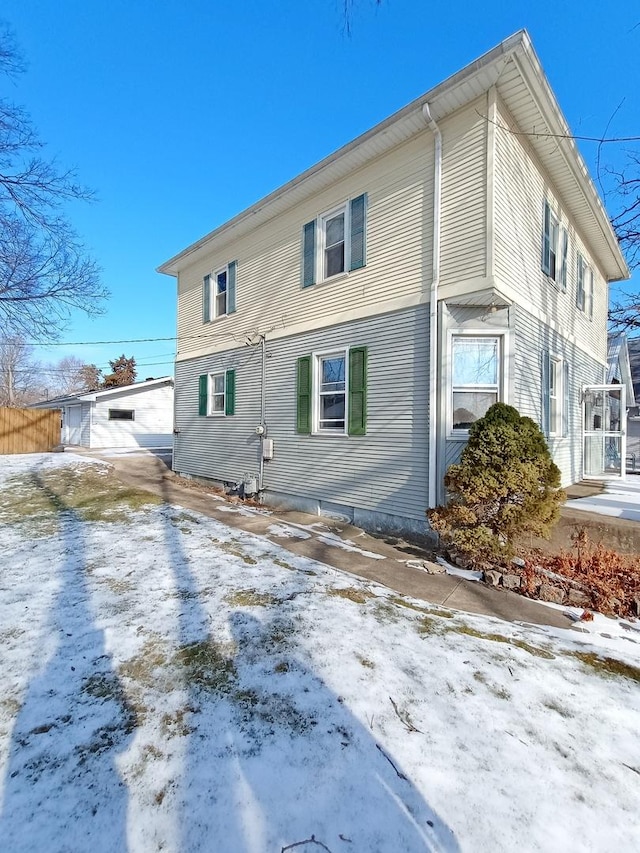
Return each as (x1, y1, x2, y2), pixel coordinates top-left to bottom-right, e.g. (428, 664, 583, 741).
(157, 32, 527, 277)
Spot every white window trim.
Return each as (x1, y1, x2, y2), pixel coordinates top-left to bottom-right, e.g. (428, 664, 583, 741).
(206, 266, 229, 321)
(207, 371, 226, 417)
(318, 202, 351, 283)
(548, 354, 563, 437)
(311, 346, 349, 436)
(446, 330, 510, 440)
(542, 200, 568, 290)
(576, 252, 593, 319)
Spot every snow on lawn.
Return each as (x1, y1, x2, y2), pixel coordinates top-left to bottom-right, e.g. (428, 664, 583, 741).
(0, 454, 639, 853)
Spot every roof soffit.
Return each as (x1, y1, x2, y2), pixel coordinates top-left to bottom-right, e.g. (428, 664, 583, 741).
(159, 31, 628, 282)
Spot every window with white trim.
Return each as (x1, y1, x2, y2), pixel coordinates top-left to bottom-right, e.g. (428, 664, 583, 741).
(302, 194, 367, 287)
(208, 372, 226, 415)
(316, 351, 347, 432)
(548, 356, 561, 435)
(321, 208, 346, 279)
(214, 268, 227, 317)
(542, 200, 568, 289)
(296, 347, 367, 436)
(576, 252, 593, 318)
(451, 336, 500, 432)
(202, 261, 237, 323)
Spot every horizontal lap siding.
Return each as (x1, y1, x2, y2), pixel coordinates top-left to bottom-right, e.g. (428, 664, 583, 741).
(513, 305, 603, 485)
(494, 100, 607, 363)
(440, 99, 487, 283)
(174, 305, 430, 522)
(174, 351, 262, 482)
(90, 386, 174, 448)
(176, 132, 434, 359)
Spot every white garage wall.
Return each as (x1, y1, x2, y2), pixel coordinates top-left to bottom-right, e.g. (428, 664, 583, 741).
(89, 383, 174, 449)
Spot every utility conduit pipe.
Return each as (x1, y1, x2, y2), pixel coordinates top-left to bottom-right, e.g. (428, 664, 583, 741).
(422, 103, 442, 510)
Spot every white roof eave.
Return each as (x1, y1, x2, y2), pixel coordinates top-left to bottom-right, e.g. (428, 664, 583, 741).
(157, 30, 628, 283)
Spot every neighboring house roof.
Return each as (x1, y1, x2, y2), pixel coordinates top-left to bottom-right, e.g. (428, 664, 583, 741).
(607, 334, 637, 407)
(158, 29, 628, 284)
(31, 376, 174, 409)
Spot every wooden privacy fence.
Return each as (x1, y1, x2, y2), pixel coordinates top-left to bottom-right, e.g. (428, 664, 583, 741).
(0, 407, 62, 454)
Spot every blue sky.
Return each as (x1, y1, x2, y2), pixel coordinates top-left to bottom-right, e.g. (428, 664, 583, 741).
(3, 0, 638, 377)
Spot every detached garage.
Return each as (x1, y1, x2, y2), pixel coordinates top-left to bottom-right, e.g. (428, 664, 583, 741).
(32, 377, 174, 450)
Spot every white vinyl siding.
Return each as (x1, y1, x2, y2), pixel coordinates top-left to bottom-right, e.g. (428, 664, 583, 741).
(176, 130, 435, 360)
(88, 383, 174, 449)
(173, 305, 430, 526)
(493, 98, 607, 363)
(439, 99, 487, 284)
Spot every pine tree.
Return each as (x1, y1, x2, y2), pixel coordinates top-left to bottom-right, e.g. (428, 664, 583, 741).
(102, 355, 136, 388)
(428, 403, 565, 562)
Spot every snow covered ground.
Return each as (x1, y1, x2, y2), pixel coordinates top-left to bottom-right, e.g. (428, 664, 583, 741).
(0, 453, 639, 853)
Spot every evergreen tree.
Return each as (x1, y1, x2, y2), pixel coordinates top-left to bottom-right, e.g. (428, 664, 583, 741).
(428, 403, 565, 562)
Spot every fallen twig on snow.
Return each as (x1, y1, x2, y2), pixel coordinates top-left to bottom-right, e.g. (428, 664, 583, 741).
(376, 743, 408, 780)
(281, 835, 333, 852)
(389, 696, 421, 733)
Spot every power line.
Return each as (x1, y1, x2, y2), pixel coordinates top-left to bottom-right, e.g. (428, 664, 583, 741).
(477, 111, 640, 144)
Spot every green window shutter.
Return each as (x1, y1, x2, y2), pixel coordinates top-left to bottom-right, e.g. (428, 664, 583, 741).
(302, 221, 316, 288)
(227, 260, 237, 313)
(348, 346, 368, 436)
(349, 193, 367, 271)
(296, 356, 312, 434)
(541, 350, 550, 437)
(198, 374, 208, 416)
(562, 361, 569, 438)
(203, 275, 211, 323)
(588, 268, 594, 319)
(225, 369, 236, 416)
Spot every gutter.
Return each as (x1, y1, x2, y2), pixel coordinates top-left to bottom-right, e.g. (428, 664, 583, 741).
(423, 103, 442, 510)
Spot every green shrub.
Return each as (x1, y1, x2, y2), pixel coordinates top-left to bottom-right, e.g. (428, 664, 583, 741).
(428, 403, 564, 562)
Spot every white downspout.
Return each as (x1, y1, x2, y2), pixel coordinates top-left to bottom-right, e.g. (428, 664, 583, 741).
(423, 103, 442, 509)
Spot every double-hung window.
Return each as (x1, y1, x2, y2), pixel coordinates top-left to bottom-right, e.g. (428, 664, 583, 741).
(451, 336, 500, 433)
(302, 194, 367, 287)
(541, 200, 568, 289)
(576, 252, 594, 318)
(203, 260, 237, 322)
(198, 370, 236, 416)
(542, 351, 569, 438)
(322, 209, 346, 279)
(296, 347, 367, 436)
(317, 352, 346, 431)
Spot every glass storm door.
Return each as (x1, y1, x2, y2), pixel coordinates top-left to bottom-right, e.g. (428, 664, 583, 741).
(582, 385, 626, 479)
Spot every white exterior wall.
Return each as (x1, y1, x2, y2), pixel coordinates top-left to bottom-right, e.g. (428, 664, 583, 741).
(176, 131, 435, 363)
(493, 98, 608, 367)
(174, 306, 430, 534)
(89, 384, 174, 449)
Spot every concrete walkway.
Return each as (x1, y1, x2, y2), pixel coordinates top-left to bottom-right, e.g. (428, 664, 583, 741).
(80, 448, 575, 630)
(565, 476, 640, 523)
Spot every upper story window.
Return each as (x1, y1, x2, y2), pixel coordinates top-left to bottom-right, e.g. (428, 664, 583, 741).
(302, 193, 367, 287)
(203, 260, 237, 323)
(576, 252, 594, 319)
(451, 336, 501, 433)
(541, 200, 568, 290)
(322, 209, 346, 279)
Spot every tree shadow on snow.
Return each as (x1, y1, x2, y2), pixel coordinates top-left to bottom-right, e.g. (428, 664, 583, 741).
(0, 472, 135, 853)
(157, 479, 459, 852)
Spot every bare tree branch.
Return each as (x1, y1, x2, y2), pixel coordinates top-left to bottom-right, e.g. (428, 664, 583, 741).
(0, 23, 107, 341)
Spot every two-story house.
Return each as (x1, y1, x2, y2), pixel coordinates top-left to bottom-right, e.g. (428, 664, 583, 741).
(159, 30, 629, 538)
